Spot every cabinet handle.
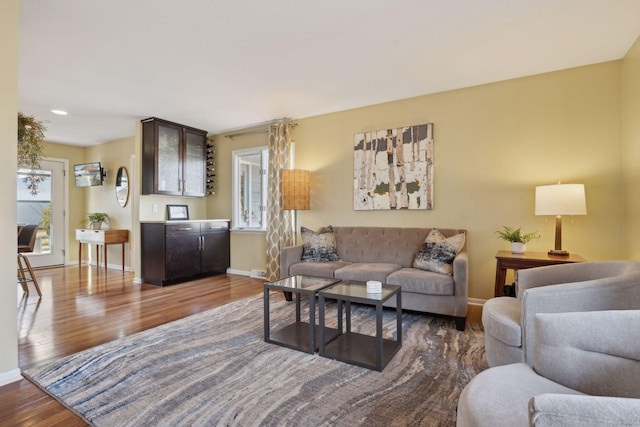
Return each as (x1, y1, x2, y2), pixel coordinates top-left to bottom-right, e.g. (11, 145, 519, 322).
(200, 235, 204, 251)
(176, 227, 193, 231)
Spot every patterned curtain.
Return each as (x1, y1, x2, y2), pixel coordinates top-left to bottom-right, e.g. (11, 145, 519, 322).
(266, 123, 293, 281)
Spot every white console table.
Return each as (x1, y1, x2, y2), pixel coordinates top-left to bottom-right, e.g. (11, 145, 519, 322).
(76, 229, 129, 271)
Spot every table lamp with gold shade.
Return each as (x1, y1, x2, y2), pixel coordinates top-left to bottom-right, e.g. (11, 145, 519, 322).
(535, 183, 587, 256)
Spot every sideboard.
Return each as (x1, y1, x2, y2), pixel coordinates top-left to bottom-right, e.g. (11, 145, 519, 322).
(141, 219, 230, 286)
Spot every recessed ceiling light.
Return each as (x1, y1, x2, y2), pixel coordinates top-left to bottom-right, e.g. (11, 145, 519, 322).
(51, 109, 68, 115)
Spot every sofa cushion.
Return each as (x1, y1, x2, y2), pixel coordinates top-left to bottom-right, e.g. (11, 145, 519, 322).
(482, 297, 522, 347)
(386, 268, 454, 295)
(300, 226, 341, 262)
(413, 229, 465, 275)
(334, 263, 401, 283)
(289, 261, 349, 279)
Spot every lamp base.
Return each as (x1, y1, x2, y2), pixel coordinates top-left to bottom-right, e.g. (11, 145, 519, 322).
(548, 249, 569, 256)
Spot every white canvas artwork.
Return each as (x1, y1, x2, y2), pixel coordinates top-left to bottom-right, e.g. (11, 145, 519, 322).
(353, 123, 433, 210)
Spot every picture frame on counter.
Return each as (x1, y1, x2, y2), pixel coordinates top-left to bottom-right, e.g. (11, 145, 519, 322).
(167, 204, 189, 220)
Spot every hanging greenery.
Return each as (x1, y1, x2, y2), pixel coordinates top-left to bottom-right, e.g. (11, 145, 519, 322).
(18, 112, 48, 195)
(18, 112, 47, 168)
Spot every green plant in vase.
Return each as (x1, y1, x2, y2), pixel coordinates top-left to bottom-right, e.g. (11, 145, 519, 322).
(86, 213, 109, 230)
(496, 226, 540, 254)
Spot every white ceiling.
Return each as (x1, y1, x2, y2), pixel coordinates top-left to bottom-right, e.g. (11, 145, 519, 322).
(18, 0, 640, 146)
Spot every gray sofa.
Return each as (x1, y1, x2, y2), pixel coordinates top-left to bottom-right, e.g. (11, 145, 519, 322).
(457, 310, 640, 427)
(280, 226, 468, 330)
(482, 260, 640, 367)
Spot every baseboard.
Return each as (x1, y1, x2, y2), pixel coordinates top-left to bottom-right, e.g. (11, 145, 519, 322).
(468, 298, 486, 306)
(66, 260, 131, 272)
(226, 268, 251, 277)
(0, 368, 22, 387)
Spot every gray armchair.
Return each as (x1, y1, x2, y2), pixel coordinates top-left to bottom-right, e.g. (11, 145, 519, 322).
(457, 310, 640, 427)
(482, 260, 640, 367)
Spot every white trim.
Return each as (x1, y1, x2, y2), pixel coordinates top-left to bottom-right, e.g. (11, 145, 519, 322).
(231, 146, 268, 232)
(226, 268, 251, 277)
(0, 369, 23, 387)
(468, 298, 487, 306)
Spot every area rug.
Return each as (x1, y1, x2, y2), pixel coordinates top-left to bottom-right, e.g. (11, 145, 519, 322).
(24, 293, 487, 426)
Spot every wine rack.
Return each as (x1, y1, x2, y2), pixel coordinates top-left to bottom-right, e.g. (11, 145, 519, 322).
(206, 137, 216, 195)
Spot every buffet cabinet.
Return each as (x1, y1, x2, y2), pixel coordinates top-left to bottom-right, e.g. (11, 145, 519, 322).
(141, 117, 208, 197)
(141, 220, 230, 286)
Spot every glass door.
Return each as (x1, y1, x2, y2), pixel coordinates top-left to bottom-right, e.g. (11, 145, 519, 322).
(17, 159, 65, 267)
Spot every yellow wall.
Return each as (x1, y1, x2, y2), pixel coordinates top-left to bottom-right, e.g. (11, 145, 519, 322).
(623, 36, 640, 259)
(207, 132, 268, 273)
(211, 61, 625, 300)
(0, 0, 20, 382)
(86, 137, 135, 268)
(46, 137, 136, 269)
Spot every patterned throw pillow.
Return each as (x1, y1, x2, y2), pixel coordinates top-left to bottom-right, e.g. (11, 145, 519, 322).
(301, 226, 341, 262)
(413, 229, 465, 275)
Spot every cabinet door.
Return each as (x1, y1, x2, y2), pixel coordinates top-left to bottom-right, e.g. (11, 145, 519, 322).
(182, 128, 206, 197)
(165, 225, 201, 280)
(201, 229, 230, 273)
(155, 121, 183, 195)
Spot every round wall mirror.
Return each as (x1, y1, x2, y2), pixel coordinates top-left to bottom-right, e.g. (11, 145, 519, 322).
(115, 166, 129, 207)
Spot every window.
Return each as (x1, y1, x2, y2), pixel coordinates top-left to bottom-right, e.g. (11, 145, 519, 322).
(232, 147, 268, 231)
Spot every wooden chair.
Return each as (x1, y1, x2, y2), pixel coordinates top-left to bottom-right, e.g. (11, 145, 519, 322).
(17, 224, 42, 297)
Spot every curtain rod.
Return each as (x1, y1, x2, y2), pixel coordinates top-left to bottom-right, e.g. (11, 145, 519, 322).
(223, 118, 296, 140)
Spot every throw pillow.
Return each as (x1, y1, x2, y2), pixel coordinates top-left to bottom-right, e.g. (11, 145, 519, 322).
(413, 229, 465, 275)
(301, 226, 341, 262)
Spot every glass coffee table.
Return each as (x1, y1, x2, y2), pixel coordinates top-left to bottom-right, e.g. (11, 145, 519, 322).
(318, 281, 402, 371)
(263, 275, 340, 354)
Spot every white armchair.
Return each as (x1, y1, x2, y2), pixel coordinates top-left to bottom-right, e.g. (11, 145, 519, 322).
(482, 260, 640, 367)
(457, 310, 640, 427)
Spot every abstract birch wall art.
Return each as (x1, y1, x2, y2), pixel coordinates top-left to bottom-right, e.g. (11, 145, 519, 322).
(354, 123, 433, 210)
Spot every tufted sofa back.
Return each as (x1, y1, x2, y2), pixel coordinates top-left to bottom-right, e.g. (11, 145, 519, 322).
(332, 226, 466, 268)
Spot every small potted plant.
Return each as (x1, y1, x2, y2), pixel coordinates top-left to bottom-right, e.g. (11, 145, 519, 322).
(87, 212, 109, 230)
(496, 226, 540, 254)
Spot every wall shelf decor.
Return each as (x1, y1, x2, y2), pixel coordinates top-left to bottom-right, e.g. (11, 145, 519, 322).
(353, 123, 434, 210)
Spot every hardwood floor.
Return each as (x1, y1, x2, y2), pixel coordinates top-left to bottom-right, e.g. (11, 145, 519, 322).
(1, 265, 264, 427)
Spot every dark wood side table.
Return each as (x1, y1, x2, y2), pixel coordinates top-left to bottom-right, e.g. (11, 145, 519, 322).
(494, 250, 586, 297)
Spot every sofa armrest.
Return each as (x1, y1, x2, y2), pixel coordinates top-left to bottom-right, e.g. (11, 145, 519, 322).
(521, 277, 640, 363)
(532, 310, 640, 397)
(280, 244, 303, 279)
(451, 248, 469, 316)
(529, 394, 640, 427)
(517, 261, 640, 294)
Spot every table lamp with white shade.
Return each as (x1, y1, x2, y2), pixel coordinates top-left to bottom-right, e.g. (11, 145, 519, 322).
(535, 183, 587, 256)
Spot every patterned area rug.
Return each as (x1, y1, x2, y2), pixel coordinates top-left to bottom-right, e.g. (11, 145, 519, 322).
(24, 293, 487, 426)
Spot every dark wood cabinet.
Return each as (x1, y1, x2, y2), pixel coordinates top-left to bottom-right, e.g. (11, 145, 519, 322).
(141, 117, 207, 197)
(200, 223, 231, 273)
(141, 220, 230, 286)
